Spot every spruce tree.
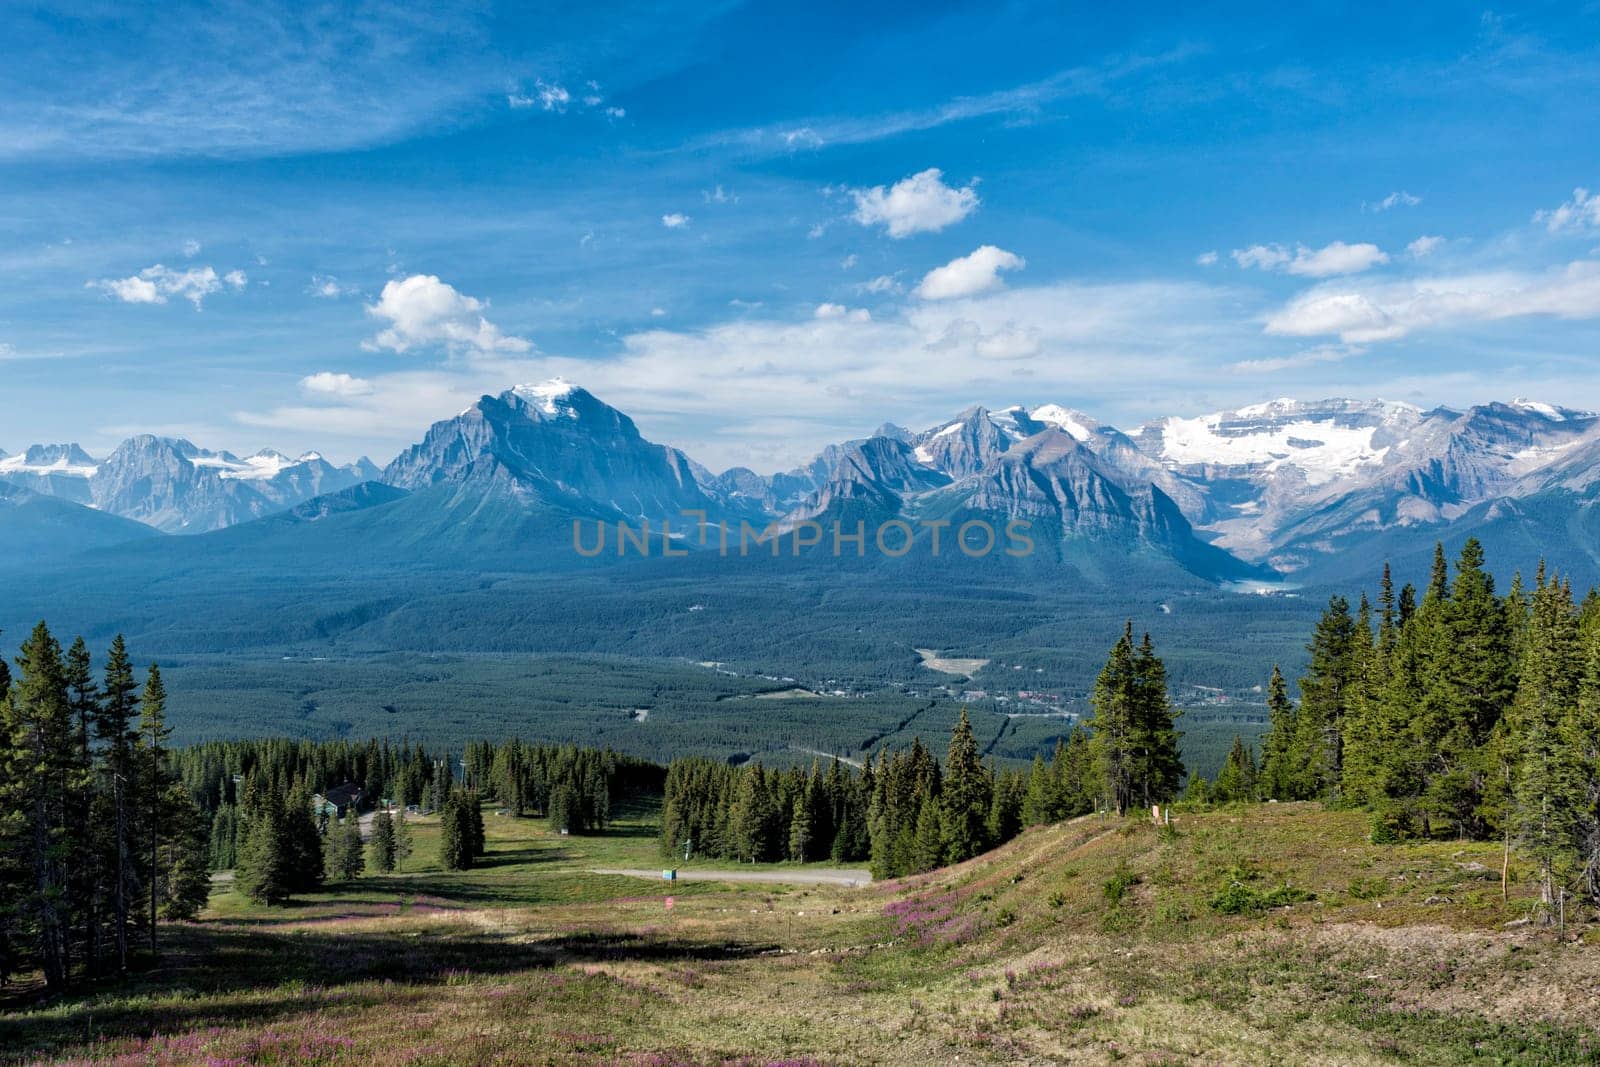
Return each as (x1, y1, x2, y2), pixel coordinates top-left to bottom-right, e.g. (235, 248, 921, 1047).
(332, 816, 365, 880)
(97, 635, 139, 973)
(1132, 632, 1183, 807)
(910, 794, 944, 873)
(940, 710, 991, 862)
(1512, 576, 1585, 917)
(138, 664, 173, 950)
(62, 637, 98, 978)
(1085, 625, 1139, 815)
(1294, 596, 1360, 800)
(235, 781, 291, 906)
(3, 623, 74, 990)
(392, 809, 415, 872)
(369, 810, 397, 873)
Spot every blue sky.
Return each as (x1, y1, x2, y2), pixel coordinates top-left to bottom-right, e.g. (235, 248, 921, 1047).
(3, 1, 1600, 471)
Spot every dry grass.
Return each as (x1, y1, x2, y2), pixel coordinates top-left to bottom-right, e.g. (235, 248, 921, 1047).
(4, 803, 1598, 1065)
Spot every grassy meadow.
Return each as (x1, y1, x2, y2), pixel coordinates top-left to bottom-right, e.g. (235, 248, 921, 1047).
(4, 801, 1597, 1065)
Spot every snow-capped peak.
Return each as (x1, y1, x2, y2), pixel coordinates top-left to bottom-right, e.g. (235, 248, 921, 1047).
(1509, 397, 1593, 422)
(1029, 404, 1099, 443)
(511, 378, 581, 415)
(0, 443, 101, 478)
(1153, 399, 1419, 486)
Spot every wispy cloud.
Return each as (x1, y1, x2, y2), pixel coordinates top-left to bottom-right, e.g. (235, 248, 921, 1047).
(0, 4, 506, 161)
(90, 263, 247, 308)
(1227, 344, 1361, 374)
(1365, 190, 1421, 212)
(1233, 241, 1389, 277)
(693, 47, 1199, 156)
(1535, 187, 1600, 232)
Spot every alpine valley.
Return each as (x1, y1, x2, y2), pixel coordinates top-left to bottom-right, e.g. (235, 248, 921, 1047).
(4, 381, 1598, 766)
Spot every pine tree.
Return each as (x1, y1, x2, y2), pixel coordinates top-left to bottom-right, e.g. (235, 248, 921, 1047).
(283, 785, 324, 892)
(1132, 632, 1183, 807)
(392, 809, 414, 872)
(439, 792, 468, 870)
(156, 781, 211, 922)
(137, 664, 173, 950)
(2, 623, 75, 990)
(1086, 625, 1139, 815)
(1294, 596, 1360, 800)
(331, 815, 365, 880)
(369, 810, 397, 873)
(1512, 576, 1585, 918)
(96, 635, 139, 973)
(987, 767, 1026, 844)
(1213, 736, 1258, 803)
(910, 794, 944, 873)
(787, 795, 812, 862)
(61, 637, 98, 978)
(235, 780, 292, 906)
(940, 710, 991, 863)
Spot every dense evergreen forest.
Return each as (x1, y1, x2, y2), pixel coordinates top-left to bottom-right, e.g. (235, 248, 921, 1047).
(187, 737, 661, 905)
(661, 625, 1184, 879)
(0, 625, 209, 992)
(1186, 538, 1600, 919)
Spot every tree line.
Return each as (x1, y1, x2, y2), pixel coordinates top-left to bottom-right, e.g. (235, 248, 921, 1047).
(0, 624, 209, 992)
(662, 627, 1182, 879)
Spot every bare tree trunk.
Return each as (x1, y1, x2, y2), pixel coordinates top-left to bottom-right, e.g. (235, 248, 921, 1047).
(114, 775, 128, 974)
(1501, 827, 1511, 903)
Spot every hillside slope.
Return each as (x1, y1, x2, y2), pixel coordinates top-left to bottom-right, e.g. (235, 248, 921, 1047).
(3, 803, 1593, 1065)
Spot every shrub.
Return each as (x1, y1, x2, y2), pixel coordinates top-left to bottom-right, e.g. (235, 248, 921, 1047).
(1209, 881, 1315, 915)
(1103, 867, 1139, 905)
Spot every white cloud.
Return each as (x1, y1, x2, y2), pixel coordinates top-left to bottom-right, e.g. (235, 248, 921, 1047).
(856, 274, 901, 295)
(182, 239, 201, 257)
(309, 274, 355, 299)
(90, 263, 245, 308)
(840, 254, 858, 270)
(1407, 235, 1445, 258)
(813, 303, 870, 322)
(1232, 241, 1389, 277)
(702, 184, 736, 204)
(914, 245, 1025, 300)
(604, 106, 626, 119)
(1367, 191, 1421, 212)
(300, 371, 374, 398)
(536, 81, 570, 112)
(1196, 251, 1219, 266)
(1265, 261, 1600, 343)
(849, 168, 980, 238)
(661, 212, 692, 229)
(364, 274, 532, 356)
(806, 222, 827, 239)
(650, 307, 666, 317)
(1535, 187, 1600, 232)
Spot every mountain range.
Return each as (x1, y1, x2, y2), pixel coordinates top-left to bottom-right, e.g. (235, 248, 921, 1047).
(5, 382, 1600, 584)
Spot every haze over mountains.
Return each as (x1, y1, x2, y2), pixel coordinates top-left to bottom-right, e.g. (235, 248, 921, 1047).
(5, 381, 1600, 584)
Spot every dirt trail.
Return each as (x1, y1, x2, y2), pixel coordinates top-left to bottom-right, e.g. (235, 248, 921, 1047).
(590, 867, 871, 887)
